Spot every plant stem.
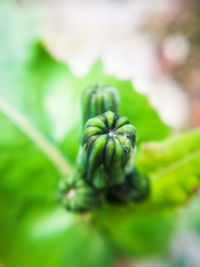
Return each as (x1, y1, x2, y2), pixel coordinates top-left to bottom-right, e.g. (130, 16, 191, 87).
(0, 95, 73, 176)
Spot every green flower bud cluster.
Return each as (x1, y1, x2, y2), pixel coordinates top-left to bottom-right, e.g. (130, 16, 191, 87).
(83, 111, 136, 188)
(58, 86, 150, 212)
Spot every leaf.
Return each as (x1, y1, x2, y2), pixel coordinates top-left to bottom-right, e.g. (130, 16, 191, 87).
(136, 128, 200, 206)
(0, 104, 114, 266)
(0, 100, 113, 267)
(0, 3, 83, 143)
(6, 209, 114, 267)
(0, 2, 171, 263)
(0, 2, 170, 163)
(0, 112, 59, 263)
(0, 4, 113, 266)
(59, 61, 170, 163)
(92, 128, 200, 257)
(92, 203, 176, 257)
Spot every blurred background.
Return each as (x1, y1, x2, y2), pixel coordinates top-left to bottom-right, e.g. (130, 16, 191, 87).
(21, 0, 200, 130)
(0, 0, 200, 266)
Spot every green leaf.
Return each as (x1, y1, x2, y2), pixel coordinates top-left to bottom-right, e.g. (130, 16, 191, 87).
(0, 112, 59, 263)
(59, 61, 170, 162)
(0, 4, 113, 266)
(0, 102, 113, 266)
(0, 3, 83, 143)
(136, 128, 200, 206)
(0, 2, 172, 263)
(92, 203, 176, 257)
(1, 2, 170, 162)
(5, 209, 114, 267)
(92, 128, 200, 257)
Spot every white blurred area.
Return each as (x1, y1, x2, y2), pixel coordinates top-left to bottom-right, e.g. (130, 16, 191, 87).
(37, 0, 192, 129)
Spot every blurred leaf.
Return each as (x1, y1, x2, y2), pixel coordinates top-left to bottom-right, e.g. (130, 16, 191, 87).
(6, 209, 114, 267)
(0, 3, 170, 165)
(94, 205, 176, 257)
(0, 2, 173, 265)
(59, 61, 170, 163)
(0, 3, 83, 143)
(82, 62, 170, 142)
(0, 105, 113, 266)
(0, 5, 112, 263)
(93, 128, 200, 257)
(0, 112, 59, 263)
(136, 128, 200, 206)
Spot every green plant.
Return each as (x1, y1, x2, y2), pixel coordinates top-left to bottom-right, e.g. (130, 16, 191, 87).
(1, 4, 200, 265)
(58, 86, 150, 212)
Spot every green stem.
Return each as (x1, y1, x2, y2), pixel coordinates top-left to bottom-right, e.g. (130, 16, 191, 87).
(0, 94, 73, 176)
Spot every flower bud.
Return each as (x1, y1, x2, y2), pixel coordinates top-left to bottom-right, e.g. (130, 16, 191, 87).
(82, 85, 119, 125)
(107, 168, 150, 203)
(83, 111, 136, 188)
(58, 173, 103, 212)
